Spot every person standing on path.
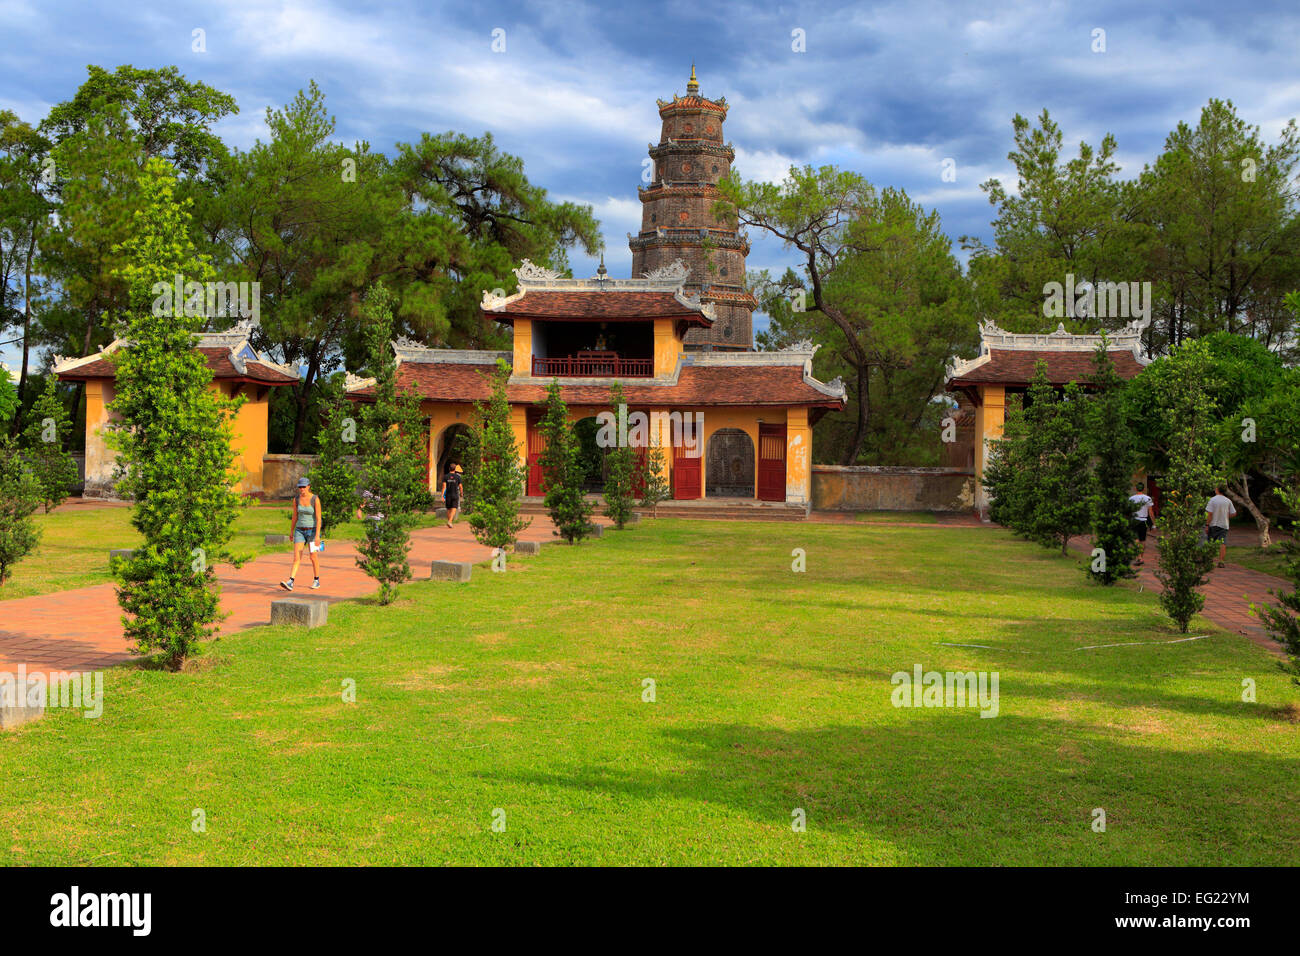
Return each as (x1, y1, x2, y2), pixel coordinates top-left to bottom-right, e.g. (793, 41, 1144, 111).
(1206, 485, 1238, 568)
(1129, 482, 1156, 565)
(281, 477, 322, 591)
(444, 463, 464, 528)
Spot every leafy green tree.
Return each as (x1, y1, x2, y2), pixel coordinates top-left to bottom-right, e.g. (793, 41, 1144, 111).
(1151, 340, 1220, 632)
(719, 167, 973, 465)
(388, 131, 601, 348)
(602, 382, 636, 530)
(0, 110, 52, 429)
(982, 392, 1032, 532)
(0, 434, 40, 585)
(220, 83, 400, 453)
(0, 368, 18, 427)
(1256, 486, 1300, 686)
(962, 109, 1145, 335)
(306, 372, 359, 537)
(354, 284, 426, 604)
(107, 157, 244, 668)
(1031, 379, 1092, 554)
(38, 66, 237, 409)
(1127, 331, 1298, 546)
(638, 432, 671, 518)
(20, 376, 78, 512)
(537, 379, 593, 543)
(1086, 341, 1140, 583)
(1137, 100, 1300, 355)
(465, 360, 530, 549)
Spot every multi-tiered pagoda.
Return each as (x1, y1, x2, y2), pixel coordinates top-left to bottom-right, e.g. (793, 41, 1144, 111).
(630, 67, 757, 350)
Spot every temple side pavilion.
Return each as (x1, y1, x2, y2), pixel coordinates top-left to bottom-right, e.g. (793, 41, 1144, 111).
(946, 320, 1150, 516)
(54, 325, 299, 496)
(346, 260, 846, 506)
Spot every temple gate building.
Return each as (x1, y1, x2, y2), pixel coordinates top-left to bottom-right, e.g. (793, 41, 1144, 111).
(347, 259, 845, 506)
(946, 319, 1150, 516)
(54, 324, 298, 497)
(346, 70, 845, 507)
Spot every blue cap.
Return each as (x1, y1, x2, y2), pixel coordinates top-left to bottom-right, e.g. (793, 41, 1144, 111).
(297, 477, 311, 487)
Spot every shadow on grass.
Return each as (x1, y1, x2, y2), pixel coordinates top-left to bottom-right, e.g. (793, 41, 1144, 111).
(486, 716, 1300, 864)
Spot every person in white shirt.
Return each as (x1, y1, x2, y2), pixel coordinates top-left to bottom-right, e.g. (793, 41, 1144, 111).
(1128, 482, 1156, 565)
(1205, 485, 1237, 567)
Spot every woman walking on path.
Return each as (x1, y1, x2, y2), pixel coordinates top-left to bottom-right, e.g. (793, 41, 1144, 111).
(281, 476, 322, 591)
(444, 463, 464, 528)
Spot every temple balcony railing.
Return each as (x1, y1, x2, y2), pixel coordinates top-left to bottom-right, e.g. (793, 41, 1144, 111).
(531, 354, 654, 378)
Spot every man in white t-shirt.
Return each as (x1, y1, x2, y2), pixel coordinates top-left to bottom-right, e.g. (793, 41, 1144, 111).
(1205, 485, 1237, 567)
(1128, 482, 1156, 565)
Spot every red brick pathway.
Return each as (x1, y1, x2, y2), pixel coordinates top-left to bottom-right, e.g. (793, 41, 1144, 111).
(0, 515, 601, 676)
(1067, 531, 1291, 658)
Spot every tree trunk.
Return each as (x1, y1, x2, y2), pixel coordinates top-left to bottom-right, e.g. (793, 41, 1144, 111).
(1226, 475, 1270, 548)
(839, 362, 870, 465)
(12, 229, 37, 436)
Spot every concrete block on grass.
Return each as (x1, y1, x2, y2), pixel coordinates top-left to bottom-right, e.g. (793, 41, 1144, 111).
(270, 598, 328, 628)
(108, 548, 136, 563)
(586, 523, 604, 538)
(264, 534, 291, 545)
(0, 680, 44, 730)
(431, 560, 472, 582)
(515, 540, 542, 556)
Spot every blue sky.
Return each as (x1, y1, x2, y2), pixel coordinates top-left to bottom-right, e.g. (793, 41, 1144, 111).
(3, 0, 1299, 368)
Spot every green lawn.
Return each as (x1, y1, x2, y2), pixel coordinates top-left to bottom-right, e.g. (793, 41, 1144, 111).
(854, 510, 939, 523)
(0, 505, 446, 600)
(1227, 544, 1294, 579)
(2, 519, 1297, 865)
(0, 504, 290, 600)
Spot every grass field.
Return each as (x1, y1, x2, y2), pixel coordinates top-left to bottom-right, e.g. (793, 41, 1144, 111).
(854, 510, 939, 523)
(0, 505, 444, 600)
(1227, 544, 1294, 579)
(2, 519, 1297, 865)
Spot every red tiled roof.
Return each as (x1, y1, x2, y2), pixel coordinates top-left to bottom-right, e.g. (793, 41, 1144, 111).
(57, 347, 297, 385)
(486, 290, 712, 325)
(948, 348, 1144, 387)
(352, 363, 842, 409)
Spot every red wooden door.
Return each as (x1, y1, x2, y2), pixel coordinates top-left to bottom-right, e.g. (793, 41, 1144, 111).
(632, 447, 648, 498)
(757, 423, 787, 502)
(670, 418, 702, 502)
(527, 423, 546, 496)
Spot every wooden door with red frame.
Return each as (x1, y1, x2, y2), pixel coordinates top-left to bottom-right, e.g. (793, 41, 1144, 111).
(672, 418, 701, 499)
(757, 423, 787, 502)
(527, 419, 547, 497)
(631, 446, 649, 498)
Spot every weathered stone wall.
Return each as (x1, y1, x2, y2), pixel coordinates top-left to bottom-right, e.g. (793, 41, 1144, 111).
(811, 465, 976, 513)
(261, 454, 317, 500)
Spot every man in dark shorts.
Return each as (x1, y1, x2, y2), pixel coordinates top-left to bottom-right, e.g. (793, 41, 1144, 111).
(1128, 482, 1156, 565)
(1205, 484, 1237, 567)
(444, 463, 463, 528)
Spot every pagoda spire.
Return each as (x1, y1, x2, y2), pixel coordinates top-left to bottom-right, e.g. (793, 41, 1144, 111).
(687, 63, 699, 96)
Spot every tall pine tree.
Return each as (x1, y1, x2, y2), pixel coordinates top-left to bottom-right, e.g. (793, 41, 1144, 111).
(1086, 341, 1140, 583)
(537, 379, 593, 543)
(21, 376, 79, 513)
(108, 157, 244, 667)
(355, 283, 426, 604)
(465, 360, 530, 549)
(1153, 340, 1219, 632)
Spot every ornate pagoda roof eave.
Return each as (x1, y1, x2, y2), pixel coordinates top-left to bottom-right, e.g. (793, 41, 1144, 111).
(945, 318, 1153, 384)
